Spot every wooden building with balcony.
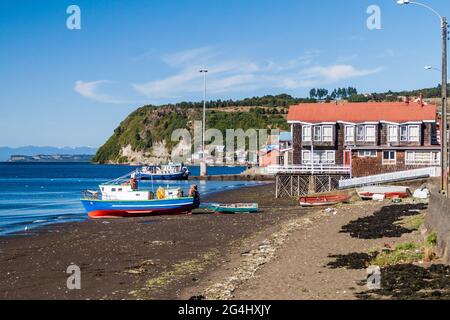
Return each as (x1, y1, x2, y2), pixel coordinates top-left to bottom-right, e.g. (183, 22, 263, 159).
(287, 100, 441, 177)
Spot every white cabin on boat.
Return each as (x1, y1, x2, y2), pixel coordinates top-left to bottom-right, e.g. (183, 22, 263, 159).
(100, 184, 184, 201)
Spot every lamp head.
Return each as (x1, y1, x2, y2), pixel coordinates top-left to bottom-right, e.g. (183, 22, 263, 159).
(397, 0, 410, 5)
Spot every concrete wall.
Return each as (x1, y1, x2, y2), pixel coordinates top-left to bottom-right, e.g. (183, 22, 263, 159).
(426, 191, 450, 264)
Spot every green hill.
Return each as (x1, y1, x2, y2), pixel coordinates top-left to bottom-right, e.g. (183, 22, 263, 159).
(92, 95, 297, 164)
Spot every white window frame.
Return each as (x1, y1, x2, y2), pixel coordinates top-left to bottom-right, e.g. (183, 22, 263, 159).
(302, 125, 311, 142)
(356, 125, 365, 142)
(365, 125, 376, 142)
(302, 150, 311, 164)
(358, 150, 377, 158)
(302, 150, 336, 165)
(382, 150, 397, 165)
(345, 125, 355, 142)
(322, 125, 333, 142)
(313, 126, 322, 142)
(400, 126, 408, 142)
(388, 125, 398, 142)
(405, 151, 441, 165)
(408, 125, 420, 142)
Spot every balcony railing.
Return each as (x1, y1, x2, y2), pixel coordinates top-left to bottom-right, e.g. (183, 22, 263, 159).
(267, 165, 351, 175)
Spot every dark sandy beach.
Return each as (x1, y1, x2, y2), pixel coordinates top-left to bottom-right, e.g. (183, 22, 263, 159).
(0, 183, 302, 300)
(2, 179, 446, 300)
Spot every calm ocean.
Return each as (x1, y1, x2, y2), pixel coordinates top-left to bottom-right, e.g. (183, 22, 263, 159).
(0, 163, 261, 236)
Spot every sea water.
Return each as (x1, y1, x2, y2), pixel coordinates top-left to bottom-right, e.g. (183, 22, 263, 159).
(0, 163, 261, 236)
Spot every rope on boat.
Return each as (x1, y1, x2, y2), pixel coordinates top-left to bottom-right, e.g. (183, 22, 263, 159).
(103, 169, 139, 185)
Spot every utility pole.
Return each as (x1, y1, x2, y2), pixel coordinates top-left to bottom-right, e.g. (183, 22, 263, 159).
(441, 17, 448, 196)
(199, 69, 208, 177)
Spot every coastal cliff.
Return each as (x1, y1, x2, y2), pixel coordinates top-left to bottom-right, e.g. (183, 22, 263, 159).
(92, 95, 297, 164)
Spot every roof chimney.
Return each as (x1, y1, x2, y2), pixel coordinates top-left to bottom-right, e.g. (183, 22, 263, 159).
(420, 94, 424, 107)
(405, 96, 410, 105)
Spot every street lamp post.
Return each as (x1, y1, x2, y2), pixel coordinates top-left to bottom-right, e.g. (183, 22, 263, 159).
(398, 0, 448, 196)
(199, 69, 208, 177)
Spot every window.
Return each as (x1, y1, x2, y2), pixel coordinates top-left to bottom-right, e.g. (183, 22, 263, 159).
(313, 126, 322, 141)
(322, 126, 333, 142)
(345, 125, 355, 142)
(111, 188, 116, 192)
(356, 125, 365, 141)
(302, 150, 311, 163)
(365, 125, 376, 142)
(382, 151, 396, 165)
(400, 126, 408, 141)
(388, 125, 398, 142)
(118, 188, 123, 192)
(302, 126, 311, 142)
(405, 151, 441, 165)
(358, 150, 377, 158)
(302, 150, 336, 164)
(408, 125, 420, 142)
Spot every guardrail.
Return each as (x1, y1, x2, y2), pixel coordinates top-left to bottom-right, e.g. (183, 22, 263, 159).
(267, 165, 351, 175)
(339, 166, 440, 189)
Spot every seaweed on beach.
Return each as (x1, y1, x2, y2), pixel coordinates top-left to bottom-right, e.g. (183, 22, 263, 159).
(326, 252, 378, 270)
(357, 264, 450, 300)
(340, 204, 428, 239)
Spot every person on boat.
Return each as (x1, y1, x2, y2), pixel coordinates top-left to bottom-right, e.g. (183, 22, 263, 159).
(130, 173, 138, 191)
(189, 185, 200, 209)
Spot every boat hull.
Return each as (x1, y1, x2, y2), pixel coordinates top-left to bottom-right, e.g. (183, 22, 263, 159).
(357, 186, 411, 200)
(209, 204, 259, 214)
(137, 172, 188, 181)
(81, 197, 196, 218)
(299, 195, 351, 207)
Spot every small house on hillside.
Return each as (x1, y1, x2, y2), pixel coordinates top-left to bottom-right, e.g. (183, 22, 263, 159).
(287, 101, 441, 177)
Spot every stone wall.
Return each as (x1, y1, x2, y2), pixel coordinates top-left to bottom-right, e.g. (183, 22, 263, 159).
(426, 190, 450, 264)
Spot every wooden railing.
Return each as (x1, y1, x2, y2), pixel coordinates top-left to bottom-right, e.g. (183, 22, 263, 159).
(267, 165, 351, 175)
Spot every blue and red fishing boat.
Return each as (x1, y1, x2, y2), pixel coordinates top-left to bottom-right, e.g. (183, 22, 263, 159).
(80, 172, 200, 219)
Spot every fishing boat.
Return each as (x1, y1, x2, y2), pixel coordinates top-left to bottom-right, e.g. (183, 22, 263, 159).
(356, 186, 411, 200)
(209, 203, 259, 214)
(137, 164, 189, 181)
(299, 194, 351, 207)
(80, 173, 200, 218)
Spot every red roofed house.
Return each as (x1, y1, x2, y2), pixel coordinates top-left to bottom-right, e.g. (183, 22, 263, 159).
(287, 100, 441, 177)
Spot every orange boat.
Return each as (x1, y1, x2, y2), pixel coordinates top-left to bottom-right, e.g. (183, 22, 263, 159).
(299, 195, 351, 207)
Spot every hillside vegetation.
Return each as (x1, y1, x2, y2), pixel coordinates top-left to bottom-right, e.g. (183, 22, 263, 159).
(93, 96, 291, 164)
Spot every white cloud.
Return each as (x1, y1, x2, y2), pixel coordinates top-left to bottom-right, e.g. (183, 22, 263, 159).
(163, 46, 215, 67)
(74, 80, 123, 104)
(76, 47, 383, 103)
(302, 65, 383, 83)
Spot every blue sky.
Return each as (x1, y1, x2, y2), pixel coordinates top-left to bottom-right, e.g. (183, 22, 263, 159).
(1, 0, 449, 147)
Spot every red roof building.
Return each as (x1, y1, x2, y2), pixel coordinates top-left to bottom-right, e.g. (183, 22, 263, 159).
(287, 101, 440, 177)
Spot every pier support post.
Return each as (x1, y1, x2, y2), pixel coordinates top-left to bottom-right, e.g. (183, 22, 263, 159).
(308, 175, 316, 194)
(200, 161, 207, 177)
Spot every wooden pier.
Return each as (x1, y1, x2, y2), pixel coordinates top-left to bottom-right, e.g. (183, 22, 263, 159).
(275, 173, 349, 198)
(269, 165, 351, 198)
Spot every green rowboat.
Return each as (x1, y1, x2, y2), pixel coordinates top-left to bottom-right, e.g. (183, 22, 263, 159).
(209, 203, 259, 214)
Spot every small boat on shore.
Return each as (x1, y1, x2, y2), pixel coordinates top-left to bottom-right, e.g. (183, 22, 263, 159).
(209, 203, 259, 214)
(80, 173, 200, 218)
(357, 186, 411, 200)
(299, 195, 351, 207)
(137, 164, 189, 181)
